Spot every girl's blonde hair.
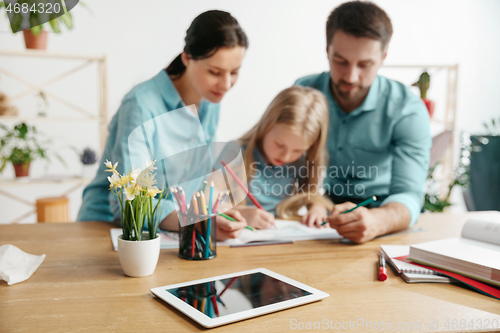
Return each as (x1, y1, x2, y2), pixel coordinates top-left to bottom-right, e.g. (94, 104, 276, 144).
(239, 86, 333, 218)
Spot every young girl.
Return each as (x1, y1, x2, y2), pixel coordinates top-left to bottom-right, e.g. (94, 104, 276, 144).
(219, 86, 333, 229)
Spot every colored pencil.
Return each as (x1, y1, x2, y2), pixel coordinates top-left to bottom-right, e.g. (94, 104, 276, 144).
(212, 192, 223, 214)
(172, 188, 181, 210)
(200, 192, 208, 215)
(218, 213, 255, 231)
(205, 182, 214, 258)
(192, 193, 199, 215)
(179, 187, 186, 214)
(221, 160, 264, 209)
(190, 194, 196, 258)
(230, 240, 294, 247)
(321, 196, 378, 226)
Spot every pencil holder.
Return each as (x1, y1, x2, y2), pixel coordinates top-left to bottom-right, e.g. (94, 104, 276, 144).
(178, 212, 217, 260)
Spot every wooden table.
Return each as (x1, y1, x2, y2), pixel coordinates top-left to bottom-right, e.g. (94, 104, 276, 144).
(1, 213, 499, 332)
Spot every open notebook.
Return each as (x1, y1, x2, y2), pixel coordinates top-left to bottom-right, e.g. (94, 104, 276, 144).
(409, 215, 500, 287)
(111, 219, 342, 251)
(380, 245, 451, 283)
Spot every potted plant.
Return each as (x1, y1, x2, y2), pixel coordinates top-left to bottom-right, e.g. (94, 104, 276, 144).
(0, 122, 58, 178)
(413, 72, 435, 118)
(80, 147, 97, 179)
(461, 118, 500, 211)
(105, 159, 168, 277)
(0, 1, 89, 50)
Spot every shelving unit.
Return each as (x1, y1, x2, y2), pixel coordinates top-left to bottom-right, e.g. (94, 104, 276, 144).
(381, 64, 459, 196)
(0, 49, 108, 150)
(0, 49, 108, 223)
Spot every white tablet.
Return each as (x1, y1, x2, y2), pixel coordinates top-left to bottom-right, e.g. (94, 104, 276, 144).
(150, 268, 329, 328)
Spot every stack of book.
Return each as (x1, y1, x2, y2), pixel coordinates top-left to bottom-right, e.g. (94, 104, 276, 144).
(381, 215, 500, 300)
(380, 245, 452, 283)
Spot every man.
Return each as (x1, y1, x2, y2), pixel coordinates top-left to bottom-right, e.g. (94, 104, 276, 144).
(295, 1, 431, 243)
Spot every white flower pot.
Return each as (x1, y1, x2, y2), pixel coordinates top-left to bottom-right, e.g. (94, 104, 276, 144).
(117, 233, 160, 277)
(82, 164, 98, 180)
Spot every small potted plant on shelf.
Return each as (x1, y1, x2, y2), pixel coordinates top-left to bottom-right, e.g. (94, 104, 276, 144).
(413, 71, 435, 118)
(80, 147, 97, 179)
(0, 1, 90, 50)
(105, 159, 168, 277)
(0, 122, 59, 178)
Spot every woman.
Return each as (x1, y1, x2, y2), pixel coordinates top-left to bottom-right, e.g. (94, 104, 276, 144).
(78, 10, 249, 240)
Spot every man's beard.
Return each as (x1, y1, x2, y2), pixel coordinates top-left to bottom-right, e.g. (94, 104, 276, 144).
(331, 79, 370, 102)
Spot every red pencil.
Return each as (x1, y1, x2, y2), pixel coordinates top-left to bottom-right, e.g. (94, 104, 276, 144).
(221, 160, 264, 210)
(212, 192, 223, 214)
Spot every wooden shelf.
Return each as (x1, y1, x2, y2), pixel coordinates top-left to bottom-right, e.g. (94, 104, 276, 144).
(0, 50, 108, 223)
(0, 49, 108, 150)
(0, 49, 105, 61)
(0, 116, 98, 122)
(0, 176, 92, 187)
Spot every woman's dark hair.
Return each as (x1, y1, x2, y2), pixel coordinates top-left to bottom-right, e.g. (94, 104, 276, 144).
(166, 10, 249, 78)
(326, 1, 393, 51)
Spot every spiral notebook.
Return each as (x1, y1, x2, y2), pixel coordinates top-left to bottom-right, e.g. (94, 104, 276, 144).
(380, 245, 451, 283)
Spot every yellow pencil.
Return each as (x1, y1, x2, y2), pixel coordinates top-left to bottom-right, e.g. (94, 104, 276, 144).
(200, 191, 208, 215)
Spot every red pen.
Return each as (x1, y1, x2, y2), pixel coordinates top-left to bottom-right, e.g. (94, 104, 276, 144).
(378, 252, 388, 281)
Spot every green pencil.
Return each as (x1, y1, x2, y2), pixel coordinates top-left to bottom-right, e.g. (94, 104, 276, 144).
(321, 196, 377, 226)
(219, 213, 255, 231)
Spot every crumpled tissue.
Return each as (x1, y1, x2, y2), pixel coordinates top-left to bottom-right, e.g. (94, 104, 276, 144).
(0, 244, 45, 285)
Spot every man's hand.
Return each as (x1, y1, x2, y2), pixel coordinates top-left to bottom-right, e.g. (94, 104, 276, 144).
(301, 204, 328, 228)
(216, 209, 248, 240)
(231, 206, 275, 229)
(327, 201, 411, 243)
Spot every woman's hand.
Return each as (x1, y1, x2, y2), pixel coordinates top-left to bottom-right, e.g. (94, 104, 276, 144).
(231, 206, 275, 229)
(301, 204, 328, 228)
(216, 209, 247, 240)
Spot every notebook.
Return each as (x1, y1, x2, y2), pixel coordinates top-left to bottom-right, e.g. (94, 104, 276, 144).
(380, 245, 451, 283)
(409, 215, 500, 287)
(110, 220, 342, 251)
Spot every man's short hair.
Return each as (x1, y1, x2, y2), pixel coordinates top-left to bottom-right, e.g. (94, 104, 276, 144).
(326, 1, 393, 51)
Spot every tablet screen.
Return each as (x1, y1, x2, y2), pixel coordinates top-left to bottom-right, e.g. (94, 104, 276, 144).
(166, 272, 312, 318)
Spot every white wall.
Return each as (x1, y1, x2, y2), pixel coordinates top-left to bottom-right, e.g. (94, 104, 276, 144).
(0, 0, 499, 223)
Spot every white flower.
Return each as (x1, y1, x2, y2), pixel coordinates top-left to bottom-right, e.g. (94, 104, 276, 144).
(118, 174, 131, 187)
(107, 173, 121, 189)
(147, 186, 161, 198)
(104, 160, 119, 175)
(144, 160, 157, 173)
(124, 184, 139, 201)
(137, 171, 157, 189)
(129, 168, 141, 183)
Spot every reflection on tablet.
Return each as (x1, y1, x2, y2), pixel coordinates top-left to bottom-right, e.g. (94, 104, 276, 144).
(166, 272, 312, 318)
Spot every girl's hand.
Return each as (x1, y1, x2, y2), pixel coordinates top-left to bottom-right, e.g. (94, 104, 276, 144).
(301, 204, 328, 228)
(216, 209, 247, 240)
(232, 206, 275, 229)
